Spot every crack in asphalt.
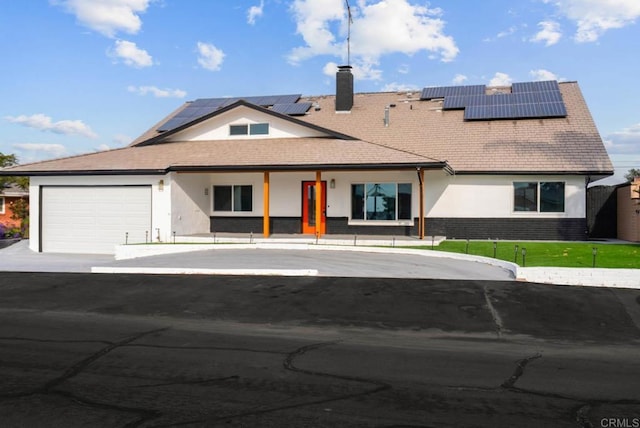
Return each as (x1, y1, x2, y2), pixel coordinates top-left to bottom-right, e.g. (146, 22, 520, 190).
(483, 286, 505, 339)
(132, 375, 239, 389)
(38, 327, 170, 393)
(125, 343, 286, 355)
(50, 389, 162, 428)
(0, 327, 170, 427)
(500, 353, 542, 389)
(150, 341, 393, 427)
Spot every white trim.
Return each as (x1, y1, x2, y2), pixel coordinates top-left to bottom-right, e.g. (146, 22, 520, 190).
(0, 196, 4, 214)
(348, 220, 414, 226)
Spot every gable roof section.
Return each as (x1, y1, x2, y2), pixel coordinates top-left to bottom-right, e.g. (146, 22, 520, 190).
(134, 99, 357, 147)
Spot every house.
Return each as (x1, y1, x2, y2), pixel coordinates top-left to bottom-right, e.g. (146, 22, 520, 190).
(0, 67, 613, 254)
(0, 183, 28, 232)
(617, 178, 640, 242)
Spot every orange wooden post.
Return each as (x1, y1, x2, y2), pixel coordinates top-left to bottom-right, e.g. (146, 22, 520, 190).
(263, 171, 270, 237)
(315, 171, 322, 237)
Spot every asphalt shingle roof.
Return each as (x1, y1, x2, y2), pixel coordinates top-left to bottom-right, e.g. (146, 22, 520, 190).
(1, 81, 613, 176)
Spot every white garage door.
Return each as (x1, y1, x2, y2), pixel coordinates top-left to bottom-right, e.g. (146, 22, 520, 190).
(41, 186, 152, 254)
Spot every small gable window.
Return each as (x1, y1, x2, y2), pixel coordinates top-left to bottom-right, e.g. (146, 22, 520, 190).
(229, 124, 248, 136)
(229, 123, 269, 136)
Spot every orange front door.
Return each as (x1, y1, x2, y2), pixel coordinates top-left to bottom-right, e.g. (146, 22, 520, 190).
(301, 181, 326, 234)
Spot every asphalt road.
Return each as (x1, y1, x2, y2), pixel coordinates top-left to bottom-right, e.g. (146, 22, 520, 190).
(1, 273, 640, 427)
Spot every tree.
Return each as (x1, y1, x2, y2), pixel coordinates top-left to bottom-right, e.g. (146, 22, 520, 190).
(624, 168, 640, 183)
(0, 152, 28, 191)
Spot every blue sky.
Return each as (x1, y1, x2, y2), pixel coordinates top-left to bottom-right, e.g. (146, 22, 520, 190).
(1, 0, 638, 184)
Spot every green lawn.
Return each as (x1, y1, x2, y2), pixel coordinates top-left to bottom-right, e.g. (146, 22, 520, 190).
(414, 241, 640, 268)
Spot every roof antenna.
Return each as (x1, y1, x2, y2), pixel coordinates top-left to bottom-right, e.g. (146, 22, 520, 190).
(345, 0, 353, 65)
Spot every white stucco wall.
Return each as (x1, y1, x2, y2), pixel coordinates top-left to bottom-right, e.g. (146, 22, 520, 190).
(170, 173, 210, 235)
(425, 173, 586, 218)
(29, 175, 171, 252)
(182, 171, 587, 223)
(167, 107, 326, 141)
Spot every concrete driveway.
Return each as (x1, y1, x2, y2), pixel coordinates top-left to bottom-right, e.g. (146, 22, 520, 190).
(0, 240, 514, 280)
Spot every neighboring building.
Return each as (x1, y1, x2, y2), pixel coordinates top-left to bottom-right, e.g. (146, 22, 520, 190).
(0, 184, 28, 231)
(0, 68, 613, 253)
(617, 178, 640, 242)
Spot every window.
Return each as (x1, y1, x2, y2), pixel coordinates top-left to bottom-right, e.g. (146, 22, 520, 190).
(514, 182, 565, 212)
(229, 123, 269, 136)
(229, 124, 248, 136)
(213, 185, 252, 212)
(250, 123, 269, 135)
(0, 197, 4, 214)
(351, 183, 412, 221)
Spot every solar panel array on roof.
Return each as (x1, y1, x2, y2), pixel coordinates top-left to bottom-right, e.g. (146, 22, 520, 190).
(271, 102, 312, 116)
(421, 84, 485, 100)
(421, 81, 567, 121)
(157, 94, 302, 132)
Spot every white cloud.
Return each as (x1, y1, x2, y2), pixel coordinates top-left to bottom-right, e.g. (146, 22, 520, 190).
(53, 0, 153, 38)
(289, 0, 458, 80)
(322, 60, 382, 81)
(452, 74, 468, 85)
(489, 72, 513, 87)
(12, 143, 68, 159)
(5, 114, 98, 139)
(530, 20, 562, 46)
(380, 82, 421, 92)
(605, 123, 640, 154)
(247, 0, 264, 25)
(397, 64, 410, 74)
(529, 69, 559, 81)
(547, 0, 640, 42)
(197, 42, 225, 71)
(110, 40, 153, 68)
(484, 25, 518, 42)
(127, 85, 186, 98)
(96, 144, 111, 151)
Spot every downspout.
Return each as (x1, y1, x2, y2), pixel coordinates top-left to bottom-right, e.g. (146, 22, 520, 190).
(417, 167, 425, 240)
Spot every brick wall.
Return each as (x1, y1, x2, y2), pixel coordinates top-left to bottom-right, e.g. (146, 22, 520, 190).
(210, 216, 589, 240)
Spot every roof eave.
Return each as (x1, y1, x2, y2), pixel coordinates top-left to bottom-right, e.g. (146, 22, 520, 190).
(0, 169, 168, 177)
(170, 162, 448, 173)
(452, 170, 615, 176)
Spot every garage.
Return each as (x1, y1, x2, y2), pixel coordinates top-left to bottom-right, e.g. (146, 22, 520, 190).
(41, 186, 152, 254)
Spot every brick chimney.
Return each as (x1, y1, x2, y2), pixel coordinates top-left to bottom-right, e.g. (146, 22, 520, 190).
(335, 65, 353, 112)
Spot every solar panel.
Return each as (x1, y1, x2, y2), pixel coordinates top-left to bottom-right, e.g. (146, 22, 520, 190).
(421, 84, 485, 100)
(538, 101, 567, 117)
(513, 103, 540, 118)
(513, 80, 560, 93)
(442, 96, 467, 109)
(271, 102, 312, 116)
(156, 94, 303, 131)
